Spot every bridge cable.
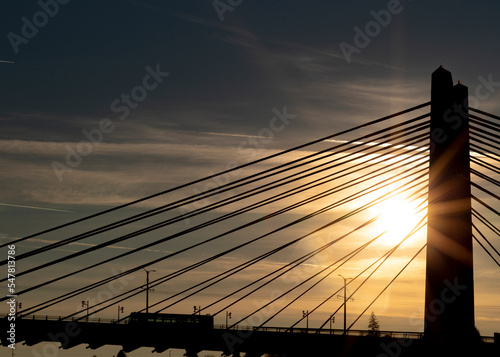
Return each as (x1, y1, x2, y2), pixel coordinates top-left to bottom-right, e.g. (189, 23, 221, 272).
(150, 218, 382, 316)
(470, 121, 500, 138)
(472, 209, 500, 237)
(471, 157, 500, 176)
(73, 166, 428, 318)
(472, 169, 500, 188)
(297, 215, 428, 332)
(167, 218, 383, 316)
(346, 243, 427, 331)
(18, 157, 428, 315)
(472, 195, 500, 218)
(151, 185, 426, 319)
(470, 145, 500, 166)
(1, 119, 430, 266)
(470, 107, 500, 121)
(470, 135, 500, 155)
(10, 141, 430, 301)
(63, 179, 427, 321)
(2, 135, 430, 285)
(288, 193, 429, 331)
(470, 139, 500, 157)
(266, 219, 426, 331)
(0, 103, 430, 249)
(64, 177, 429, 321)
(225, 196, 428, 329)
(167, 189, 429, 316)
(472, 223, 500, 259)
(470, 116, 500, 135)
(258, 234, 385, 330)
(473, 235, 500, 268)
(12, 126, 430, 310)
(470, 126, 500, 147)
(8, 132, 430, 290)
(0, 119, 430, 267)
(19, 164, 429, 315)
(471, 182, 500, 202)
(35, 170, 429, 319)
(470, 115, 500, 131)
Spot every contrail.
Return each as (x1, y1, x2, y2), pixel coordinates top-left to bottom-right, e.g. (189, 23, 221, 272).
(202, 131, 263, 139)
(0, 60, 15, 64)
(28, 238, 173, 254)
(0, 203, 72, 213)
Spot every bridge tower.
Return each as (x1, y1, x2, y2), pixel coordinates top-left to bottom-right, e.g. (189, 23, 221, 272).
(425, 67, 475, 347)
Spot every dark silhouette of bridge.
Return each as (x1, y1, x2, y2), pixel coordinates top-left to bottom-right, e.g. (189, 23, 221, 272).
(1, 67, 499, 356)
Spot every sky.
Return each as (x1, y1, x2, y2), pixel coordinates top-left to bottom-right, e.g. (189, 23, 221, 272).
(1, 1, 500, 356)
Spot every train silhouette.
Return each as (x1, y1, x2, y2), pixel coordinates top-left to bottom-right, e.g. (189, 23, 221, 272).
(128, 312, 214, 330)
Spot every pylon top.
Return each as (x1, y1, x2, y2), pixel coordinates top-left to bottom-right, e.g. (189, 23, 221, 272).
(433, 65, 451, 76)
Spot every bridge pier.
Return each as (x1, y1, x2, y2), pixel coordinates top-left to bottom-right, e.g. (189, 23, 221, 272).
(184, 346, 202, 357)
(425, 66, 476, 349)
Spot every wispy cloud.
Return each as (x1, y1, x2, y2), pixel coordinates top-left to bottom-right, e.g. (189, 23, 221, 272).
(0, 137, 279, 206)
(201, 131, 267, 140)
(0, 202, 71, 212)
(25, 238, 173, 254)
(175, 12, 259, 44)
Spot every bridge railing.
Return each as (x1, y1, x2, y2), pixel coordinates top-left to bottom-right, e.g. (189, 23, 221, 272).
(482, 336, 495, 343)
(2, 315, 493, 343)
(216, 324, 425, 339)
(0, 314, 128, 324)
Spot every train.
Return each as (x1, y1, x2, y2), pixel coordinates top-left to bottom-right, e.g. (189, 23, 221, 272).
(128, 312, 214, 330)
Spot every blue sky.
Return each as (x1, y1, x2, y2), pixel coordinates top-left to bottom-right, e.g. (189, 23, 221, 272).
(1, 1, 500, 356)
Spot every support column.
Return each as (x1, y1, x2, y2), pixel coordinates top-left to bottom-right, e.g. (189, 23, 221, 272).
(425, 66, 475, 346)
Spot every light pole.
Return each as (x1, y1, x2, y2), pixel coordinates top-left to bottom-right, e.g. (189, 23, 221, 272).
(302, 310, 309, 331)
(338, 274, 352, 335)
(226, 311, 232, 329)
(329, 314, 335, 334)
(118, 305, 124, 322)
(144, 269, 155, 314)
(82, 300, 89, 322)
(194, 306, 201, 315)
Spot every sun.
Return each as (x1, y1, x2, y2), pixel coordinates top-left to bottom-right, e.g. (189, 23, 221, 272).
(373, 195, 421, 246)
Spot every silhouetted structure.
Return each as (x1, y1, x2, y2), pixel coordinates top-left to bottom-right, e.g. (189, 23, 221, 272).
(425, 67, 475, 350)
(1, 68, 498, 357)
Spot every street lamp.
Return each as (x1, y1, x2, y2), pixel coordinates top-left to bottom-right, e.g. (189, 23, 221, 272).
(302, 310, 309, 331)
(226, 311, 232, 329)
(118, 305, 124, 322)
(329, 314, 336, 334)
(194, 306, 202, 315)
(338, 274, 353, 335)
(144, 268, 156, 314)
(82, 300, 89, 322)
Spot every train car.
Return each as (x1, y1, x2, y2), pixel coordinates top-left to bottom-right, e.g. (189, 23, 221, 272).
(128, 312, 213, 330)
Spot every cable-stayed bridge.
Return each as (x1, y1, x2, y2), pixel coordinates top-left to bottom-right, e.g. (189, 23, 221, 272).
(1, 67, 499, 356)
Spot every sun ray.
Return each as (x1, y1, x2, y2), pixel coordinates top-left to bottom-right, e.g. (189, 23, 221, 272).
(369, 186, 426, 246)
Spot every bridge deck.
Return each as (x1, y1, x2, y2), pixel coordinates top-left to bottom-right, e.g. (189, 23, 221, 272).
(1, 315, 497, 357)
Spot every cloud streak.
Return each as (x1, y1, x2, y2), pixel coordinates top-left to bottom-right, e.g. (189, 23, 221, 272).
(25, 238, 173, 254)
(0, 202, 72, 212)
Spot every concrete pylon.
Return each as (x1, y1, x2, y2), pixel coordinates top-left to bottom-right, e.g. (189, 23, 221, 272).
(424, 66, 475, 347)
